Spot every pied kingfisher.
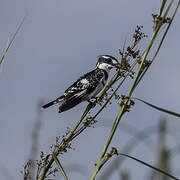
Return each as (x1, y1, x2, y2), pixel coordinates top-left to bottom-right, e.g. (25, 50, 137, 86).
(42, 55, 120, 113)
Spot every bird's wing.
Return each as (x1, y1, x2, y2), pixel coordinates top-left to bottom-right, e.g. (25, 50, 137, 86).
(64, 69, 105, 99)
(58, 69, 106, 113)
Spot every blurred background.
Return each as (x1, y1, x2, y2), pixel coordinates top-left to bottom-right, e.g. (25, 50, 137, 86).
(0, 0, 180, 179)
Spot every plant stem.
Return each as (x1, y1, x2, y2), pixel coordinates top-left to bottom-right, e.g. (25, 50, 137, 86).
(90, 1, 176, 178)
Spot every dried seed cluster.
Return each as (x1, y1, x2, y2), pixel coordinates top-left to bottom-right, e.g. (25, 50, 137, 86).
(32, 25, 149, 180)
(114, 94, 135, 112)
(133, 25, 148, 44)
(152, 14, 172, 24)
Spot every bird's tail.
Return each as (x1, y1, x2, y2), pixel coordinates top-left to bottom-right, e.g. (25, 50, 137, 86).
(42, 95, 65, 109)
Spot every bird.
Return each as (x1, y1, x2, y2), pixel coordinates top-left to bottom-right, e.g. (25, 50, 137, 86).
(42, 55, 120, 113)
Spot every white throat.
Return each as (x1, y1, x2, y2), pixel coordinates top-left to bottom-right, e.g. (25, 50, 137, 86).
(96, 62, 111, 72)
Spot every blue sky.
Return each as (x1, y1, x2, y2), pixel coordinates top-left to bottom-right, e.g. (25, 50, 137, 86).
(0, 0, 180, 179)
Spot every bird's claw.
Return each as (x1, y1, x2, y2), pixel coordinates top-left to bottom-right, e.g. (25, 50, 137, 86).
(88, 97, 102, 105)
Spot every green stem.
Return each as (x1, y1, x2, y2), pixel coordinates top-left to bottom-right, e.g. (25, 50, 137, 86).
(52, 153, 68, 180)
(40, 103, 94, 180)
(90, 1, 176, 179)
(72, 61, 137, 140)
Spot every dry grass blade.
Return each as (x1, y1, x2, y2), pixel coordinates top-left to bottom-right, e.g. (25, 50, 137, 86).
(0, 16, 26, 71)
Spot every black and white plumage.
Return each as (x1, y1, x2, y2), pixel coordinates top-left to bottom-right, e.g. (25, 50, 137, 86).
(42, 55, 120, 113)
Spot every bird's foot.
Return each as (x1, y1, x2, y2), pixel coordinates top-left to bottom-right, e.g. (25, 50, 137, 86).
(88, 99, 95, 104)
(88, 97, 101, 105)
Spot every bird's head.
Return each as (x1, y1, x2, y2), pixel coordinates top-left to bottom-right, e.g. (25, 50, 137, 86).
(96, 55, 120, 71)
